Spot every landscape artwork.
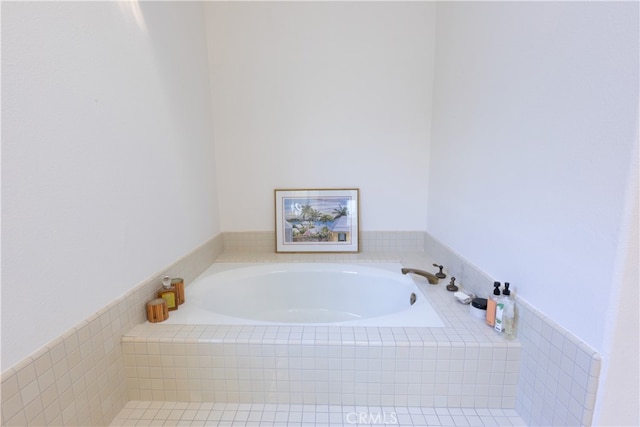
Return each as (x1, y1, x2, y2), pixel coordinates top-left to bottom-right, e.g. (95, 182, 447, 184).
(275, 189, 359, 253)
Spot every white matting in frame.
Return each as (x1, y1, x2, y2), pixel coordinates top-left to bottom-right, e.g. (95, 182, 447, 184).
(275, 188, 359, 253)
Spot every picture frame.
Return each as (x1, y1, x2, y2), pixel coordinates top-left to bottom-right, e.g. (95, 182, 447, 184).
(275, 188, 360, 253)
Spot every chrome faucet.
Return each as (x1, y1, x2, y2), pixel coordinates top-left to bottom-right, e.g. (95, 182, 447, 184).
(401, 268, 439, 284)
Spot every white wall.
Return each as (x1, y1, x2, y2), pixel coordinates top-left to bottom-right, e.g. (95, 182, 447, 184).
(429, 0, 638, 355)
(429, 2, 638, 421)
(1, 2, 219, 370)
(205, 2, 435, 232)
(595, 139, 639, 425)
(3, 2, 637, 419)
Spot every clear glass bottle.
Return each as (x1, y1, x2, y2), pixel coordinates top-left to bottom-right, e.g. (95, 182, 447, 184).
(501, 282, 516, 340)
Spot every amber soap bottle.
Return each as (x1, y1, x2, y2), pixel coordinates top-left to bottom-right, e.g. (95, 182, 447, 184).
(158, 276, 178, 311)
(486, 281, 501, 327)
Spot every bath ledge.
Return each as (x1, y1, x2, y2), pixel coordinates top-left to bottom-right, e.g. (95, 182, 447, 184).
(125, 252, 520, 347)
(123, 323, 520, 350)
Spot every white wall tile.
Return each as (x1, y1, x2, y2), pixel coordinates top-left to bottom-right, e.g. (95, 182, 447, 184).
(515, 297, 601, 426)
(0, 235, 222, 426)
(2, 231, 602, 425)
(425, 230, 601, 426)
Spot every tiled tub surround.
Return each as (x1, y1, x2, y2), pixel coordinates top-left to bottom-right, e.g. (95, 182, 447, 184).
(424, 233, 602, 426)
(222, 231, 426, 255)
(122, 325, 520, 408)
(0, 235, 223, 427)
(1, 231, 602, 426)
(515, 298, 601, 426)
(122, 254, 522, 409)
(0, 232, 418, 426)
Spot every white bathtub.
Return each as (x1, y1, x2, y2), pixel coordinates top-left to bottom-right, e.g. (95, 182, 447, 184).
(164, 263, 445, 327)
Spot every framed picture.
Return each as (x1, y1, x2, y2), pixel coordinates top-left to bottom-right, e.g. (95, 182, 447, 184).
(275, 188, 359, 253)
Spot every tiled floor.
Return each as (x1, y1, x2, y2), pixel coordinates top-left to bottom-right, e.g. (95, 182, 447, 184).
(110, 401, 526, 426)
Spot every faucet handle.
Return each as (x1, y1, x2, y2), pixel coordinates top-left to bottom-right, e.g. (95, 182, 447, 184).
(446, 277, 458, 292)
(433, 263, 447, 279)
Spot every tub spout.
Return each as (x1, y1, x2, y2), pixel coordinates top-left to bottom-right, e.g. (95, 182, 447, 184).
(401, 268, 439, 285)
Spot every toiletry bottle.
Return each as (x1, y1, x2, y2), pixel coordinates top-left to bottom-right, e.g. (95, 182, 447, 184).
(494, 298, 505, 334)
(486, 281, 501, 327)
(158, 276, 178, 311)
(501, 282, 515, 339)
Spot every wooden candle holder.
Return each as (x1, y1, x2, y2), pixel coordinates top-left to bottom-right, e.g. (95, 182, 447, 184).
(172, 277, 185, 305)
(146, 298, 168, 323)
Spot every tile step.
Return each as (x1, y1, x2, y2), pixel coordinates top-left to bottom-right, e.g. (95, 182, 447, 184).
(110, 401, 526, 426)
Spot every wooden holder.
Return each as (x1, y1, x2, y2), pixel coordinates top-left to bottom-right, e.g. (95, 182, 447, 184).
(146, 298, 169, 323)
(172, 277, 185, 305)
